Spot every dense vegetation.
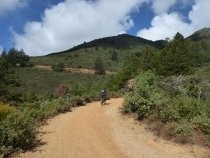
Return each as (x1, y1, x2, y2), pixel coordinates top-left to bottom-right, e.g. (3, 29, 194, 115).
(0, 28, 210, 156)
(123, 72, 210, 145)
(121, 32, 210, 146)
(0, 49, 110, 156)
(0, 68, 108, 156)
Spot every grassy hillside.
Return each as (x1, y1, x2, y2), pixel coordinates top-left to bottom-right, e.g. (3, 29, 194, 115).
(31, 28, 210, 71)
(17, 28, 210, 95)
(188, 28, 210, 63)
(31, 47, 127, 71)
(188, 28, 210, 41)
(50, 34, 164, 54)
(15, 67, 108, 96)
(31, 34, 164, 71)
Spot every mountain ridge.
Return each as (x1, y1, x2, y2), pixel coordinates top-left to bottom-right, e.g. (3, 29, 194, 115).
(47, 27, 210, 56)
(187, 27, 210, 41)
(47, 34, 165, 56)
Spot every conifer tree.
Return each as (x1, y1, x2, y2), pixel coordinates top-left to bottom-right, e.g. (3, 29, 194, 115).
(159, 33, 191, 75)
(94, 57, 105, 75)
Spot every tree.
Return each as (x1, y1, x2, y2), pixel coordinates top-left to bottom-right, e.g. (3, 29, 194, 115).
(111, 50, 118, 61)
(106, 55, 141, 91)
(17, 49, 30, 66)
(190, 41, 203, 66)
(0, 57, 19, 103)
(140, 45, 157, 71)
(6, 48, 30, 67)
(158, 33, 192, 75)
(94, 57, 105, 75)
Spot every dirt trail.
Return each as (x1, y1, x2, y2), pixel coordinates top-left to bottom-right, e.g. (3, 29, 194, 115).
(17, 98, 209, 158)
(34, 65, 115, 75)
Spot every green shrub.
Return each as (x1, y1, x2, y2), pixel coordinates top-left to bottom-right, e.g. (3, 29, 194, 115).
(123, 71, 210, 145)
(161, 122, 178, 139)
(176, 96, 206, 120)
(68, 96, 86, 107)
(122, 71, 163, 119)
(159, 101, 181, 122)
(42, 91, 54, 101)
(0, 81, 97, 155)
(70, 84, 85, 96)
(158, 96, 206, 122)
(51, 63, 65, 72)
(174, 121, 193, 144)
(192, 115, 210, 135)
(0, 111, 38, 154)
(22, 91, 38, 102)
(123, 95, 143, 114)
(39, 99, 63, 117)
(0, 103, 16, 121)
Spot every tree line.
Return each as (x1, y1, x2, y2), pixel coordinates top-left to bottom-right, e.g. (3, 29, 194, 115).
(107, 32, 209, 91)
(0, 48, 30, 103)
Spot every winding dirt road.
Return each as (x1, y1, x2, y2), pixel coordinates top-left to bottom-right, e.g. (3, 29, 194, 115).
(17, 98, 209, 158)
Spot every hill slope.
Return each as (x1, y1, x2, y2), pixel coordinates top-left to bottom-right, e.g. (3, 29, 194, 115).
(48, 34, 164, 56)
(31, 34, 164, 71)
(188, 28, 210, 41)
(31, 28, 210, 71)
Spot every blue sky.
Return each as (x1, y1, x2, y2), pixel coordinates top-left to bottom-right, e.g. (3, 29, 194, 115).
(0, 0, 210, 56)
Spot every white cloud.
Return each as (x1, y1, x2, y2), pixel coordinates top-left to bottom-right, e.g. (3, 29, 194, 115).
(188, 0, 210, 29)
(149, 0, 192, 14)
(137, 0, 210, 40)
(151, 0, 177, 14)
(137, 13, 192, 40)
(0, 0, 27, 15)
(13, 0, 145, 56)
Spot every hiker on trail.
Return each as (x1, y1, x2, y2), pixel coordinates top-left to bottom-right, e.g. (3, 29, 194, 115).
(100, 89, 107, 105)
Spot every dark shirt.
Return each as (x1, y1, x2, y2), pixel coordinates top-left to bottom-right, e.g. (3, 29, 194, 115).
(100, 90, 106, 98)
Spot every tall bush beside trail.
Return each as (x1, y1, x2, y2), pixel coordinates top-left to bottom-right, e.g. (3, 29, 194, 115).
(191, 115, 210, 135)
(176, 96, 206, 120)
(106, 55, 141, 91)
(158, 96, 207, 123)
(123, 71, 163, 119)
